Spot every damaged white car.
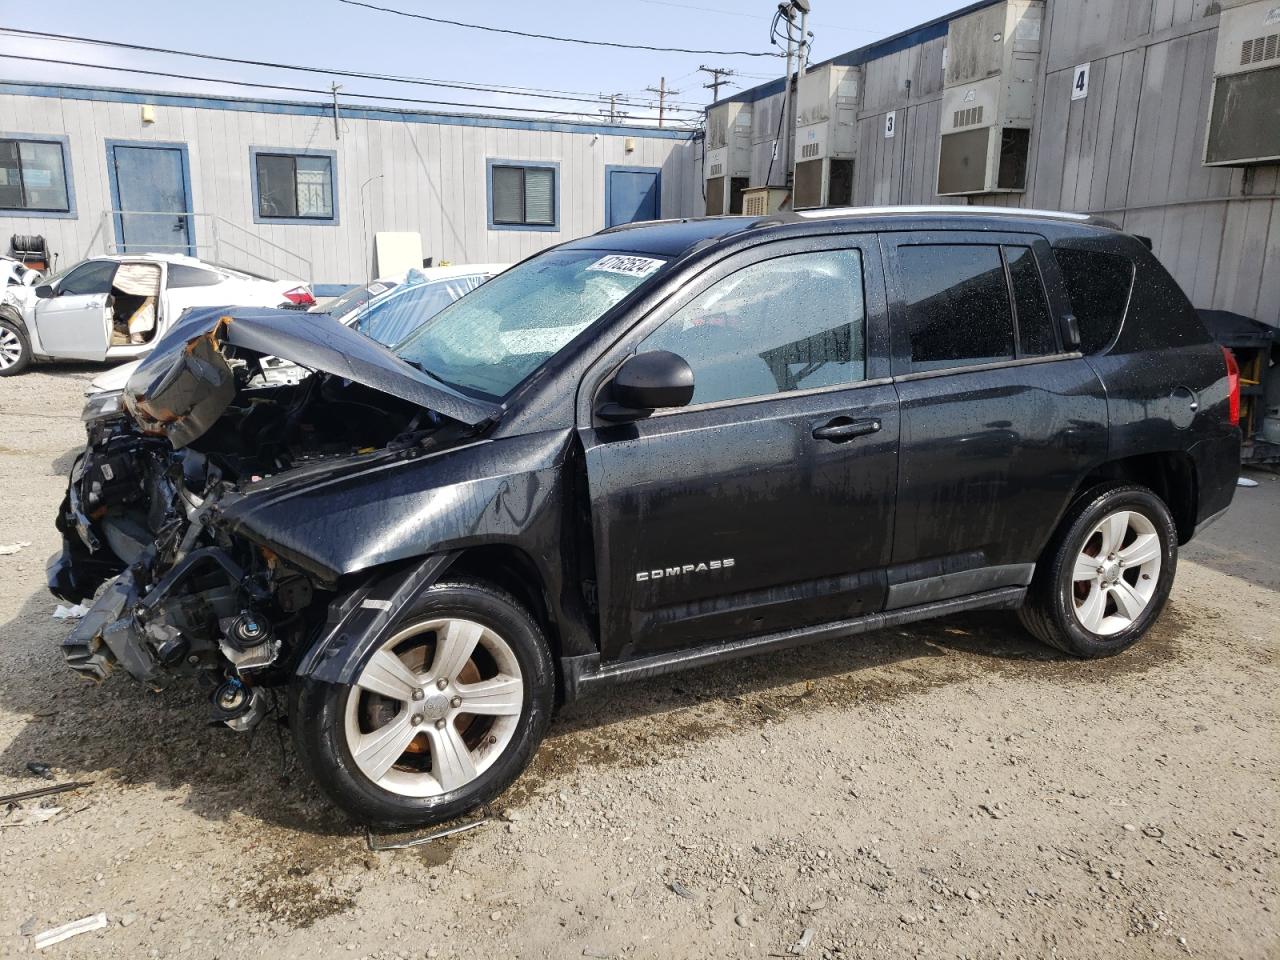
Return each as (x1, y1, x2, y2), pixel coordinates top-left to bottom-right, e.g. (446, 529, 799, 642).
(0, 253, 312, 376)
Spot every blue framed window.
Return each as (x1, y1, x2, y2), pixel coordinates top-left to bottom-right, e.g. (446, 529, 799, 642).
(0, 132, 75, 218)
(250, 146, 338, 225)
(487, 159, 559, 232)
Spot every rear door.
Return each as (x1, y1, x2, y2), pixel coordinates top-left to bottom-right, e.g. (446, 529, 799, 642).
(31, 259, 117, 360)
(577, 235, 899, 661)
(882, 231, 1107, 606)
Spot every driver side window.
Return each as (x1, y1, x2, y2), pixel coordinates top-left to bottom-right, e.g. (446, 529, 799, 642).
(58, 260, 118, 297)
(640, 248, 866, 406)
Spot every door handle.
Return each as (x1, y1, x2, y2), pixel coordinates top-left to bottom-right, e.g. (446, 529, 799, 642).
(811, 417, 881, 443)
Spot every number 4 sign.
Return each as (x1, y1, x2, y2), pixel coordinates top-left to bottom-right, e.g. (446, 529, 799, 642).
(1071, 63, 1090, 100)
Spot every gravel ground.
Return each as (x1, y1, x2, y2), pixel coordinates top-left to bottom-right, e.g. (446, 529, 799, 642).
(1, 364, 1276, 960)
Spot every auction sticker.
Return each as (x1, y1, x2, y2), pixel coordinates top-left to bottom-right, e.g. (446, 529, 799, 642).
(586, 255, 664, 278)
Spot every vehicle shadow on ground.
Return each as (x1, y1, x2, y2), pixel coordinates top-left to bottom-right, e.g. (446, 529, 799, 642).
(0, 579, 1185, 836)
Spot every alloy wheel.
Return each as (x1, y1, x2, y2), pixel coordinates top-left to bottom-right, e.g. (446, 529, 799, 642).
(1070, 509, 1162, 636)
(343, 618, 524, 797)
(0, 326, 22, 370)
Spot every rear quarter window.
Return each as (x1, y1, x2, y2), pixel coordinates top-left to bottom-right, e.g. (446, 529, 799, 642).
(1053, 248, 1134, 354)
(167, 264, 224, 288)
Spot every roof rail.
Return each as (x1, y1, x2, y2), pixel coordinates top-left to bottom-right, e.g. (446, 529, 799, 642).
(791, 205, 1096, 223)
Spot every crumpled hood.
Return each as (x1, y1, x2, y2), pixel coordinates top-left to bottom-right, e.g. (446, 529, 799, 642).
(123, 306, 500, 447)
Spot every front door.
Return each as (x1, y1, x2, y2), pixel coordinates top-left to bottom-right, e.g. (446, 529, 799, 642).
(32, 259, 117, 360)
(107, 142, 193, 254)
(605, 166, 660, 227)
(579, 236, 899, 661)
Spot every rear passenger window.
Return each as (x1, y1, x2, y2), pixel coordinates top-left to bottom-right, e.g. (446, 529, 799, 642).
(898, 245, 1014, 372)
(167, 264, 223, 288)
(640, 248, 866, 405)
(1004, 245, 1056, 356)
(1053, 248, 1134, 354)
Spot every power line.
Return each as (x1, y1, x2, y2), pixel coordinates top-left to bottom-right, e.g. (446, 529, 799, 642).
(0, 53, 693, 123)
(336, 0, 783, 58)
(0, 27, 705, 113)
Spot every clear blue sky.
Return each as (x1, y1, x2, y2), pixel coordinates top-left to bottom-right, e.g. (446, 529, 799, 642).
(0, 1, 956, 125)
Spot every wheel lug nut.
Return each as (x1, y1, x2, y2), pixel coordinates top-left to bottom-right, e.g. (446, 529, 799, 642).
(436, 678, 448, 690)
(435, 718, 446, 730)
(410, 714, 423, 726)
(412, 689, 424, 701)
(450, 696, 462, 708)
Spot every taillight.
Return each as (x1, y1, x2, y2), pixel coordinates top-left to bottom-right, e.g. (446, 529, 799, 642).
(1222, 346, 1240, 426)
(282, 285, 315, 306)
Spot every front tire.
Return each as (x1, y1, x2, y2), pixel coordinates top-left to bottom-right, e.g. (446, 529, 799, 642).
(292, 579, 554, 828)
(0, 315, 32, 376)
(1019, 483, 1177, 658)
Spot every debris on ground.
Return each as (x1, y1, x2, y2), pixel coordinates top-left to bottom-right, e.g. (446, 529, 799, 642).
(788, 926, 815, 955)
(0, 780, 92, 805)
(1236, 476, 1259, 488)
(0, 541, 30, 556)
(1, 804, 62, 827)
(52, 603, 91, 620)
(26, 761, 53, 779)
(32, 913, 108, 949)
(669, 880, 696, 899)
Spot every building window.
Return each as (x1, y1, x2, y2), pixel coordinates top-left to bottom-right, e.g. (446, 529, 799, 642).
(488, 160, 558, 231)
(251, 148, 337, 224)
(0, 134, 74, 217)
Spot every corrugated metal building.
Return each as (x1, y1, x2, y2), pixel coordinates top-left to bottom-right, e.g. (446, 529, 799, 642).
(0, 81, 701, 287)
(707, 0, 1279, 326)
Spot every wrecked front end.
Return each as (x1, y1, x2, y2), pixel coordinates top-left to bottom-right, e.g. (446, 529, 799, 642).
(48, 307, 498, 730)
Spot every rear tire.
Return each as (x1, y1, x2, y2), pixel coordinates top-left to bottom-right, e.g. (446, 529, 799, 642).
(291, 578, 554, 828)
(0, 316, 32, 376)
(1019, 482, 1177, 658)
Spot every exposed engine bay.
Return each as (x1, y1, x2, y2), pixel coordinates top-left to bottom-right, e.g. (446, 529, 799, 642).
(49, 308, 490, 731)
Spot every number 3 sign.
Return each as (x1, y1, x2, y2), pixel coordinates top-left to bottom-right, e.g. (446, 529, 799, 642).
(1071, 63, 1090, 100)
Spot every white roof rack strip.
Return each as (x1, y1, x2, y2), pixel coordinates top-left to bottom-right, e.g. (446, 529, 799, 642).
(793, 205, 1092, 222)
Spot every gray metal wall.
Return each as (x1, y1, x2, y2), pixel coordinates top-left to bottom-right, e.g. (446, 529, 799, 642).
(0, 86, 701, 284)
(715, 0, 1279, 324)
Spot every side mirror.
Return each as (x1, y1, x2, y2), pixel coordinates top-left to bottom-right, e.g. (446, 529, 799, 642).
(598, 350, 695, 422)
(1061, 313, 1081, 350)
(34, 283, 55, 299)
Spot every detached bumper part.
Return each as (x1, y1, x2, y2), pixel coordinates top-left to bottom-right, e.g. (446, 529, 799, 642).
(61, 569, 148, 683)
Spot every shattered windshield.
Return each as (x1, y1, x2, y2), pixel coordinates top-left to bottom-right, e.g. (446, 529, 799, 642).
(393, 249, 666, 400)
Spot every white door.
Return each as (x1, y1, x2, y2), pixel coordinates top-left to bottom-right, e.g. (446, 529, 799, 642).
(32, 260, 117, 360)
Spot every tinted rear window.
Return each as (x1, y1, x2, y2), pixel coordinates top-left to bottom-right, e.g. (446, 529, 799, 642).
(167, 263, 223, 288)
(899, 244, 1015, 371)
(1054, 248, 1134, 354)
(1005, 245, 1056, 356)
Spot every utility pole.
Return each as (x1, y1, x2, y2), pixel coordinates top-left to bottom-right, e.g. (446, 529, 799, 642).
(598, 93, 628, 123)
(330, 82, 342, 140)
(790, 0, 810, 191)
(644, 76, 680, 127)
(698, 65, 734, 102)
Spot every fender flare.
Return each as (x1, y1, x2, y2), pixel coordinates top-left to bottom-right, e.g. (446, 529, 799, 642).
(295, 551, 460, 685)
(0, 302, 28, 336)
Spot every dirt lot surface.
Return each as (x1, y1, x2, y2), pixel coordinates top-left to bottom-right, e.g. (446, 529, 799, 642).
(1, 365, 1277, 960)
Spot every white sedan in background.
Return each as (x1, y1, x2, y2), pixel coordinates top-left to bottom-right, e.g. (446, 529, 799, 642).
(0, 253, 312, 376)
(81, 264, 507, 417)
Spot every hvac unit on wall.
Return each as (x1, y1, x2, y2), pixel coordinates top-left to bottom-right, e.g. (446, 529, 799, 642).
(704, 101, 752, 215)
(792, 63, 861, 210)
(1204, 0, 1280, 166)
(936, 0, 1044, 196)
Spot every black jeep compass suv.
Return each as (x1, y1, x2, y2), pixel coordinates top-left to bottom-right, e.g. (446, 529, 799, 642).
(51, 207, 1240, 826)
